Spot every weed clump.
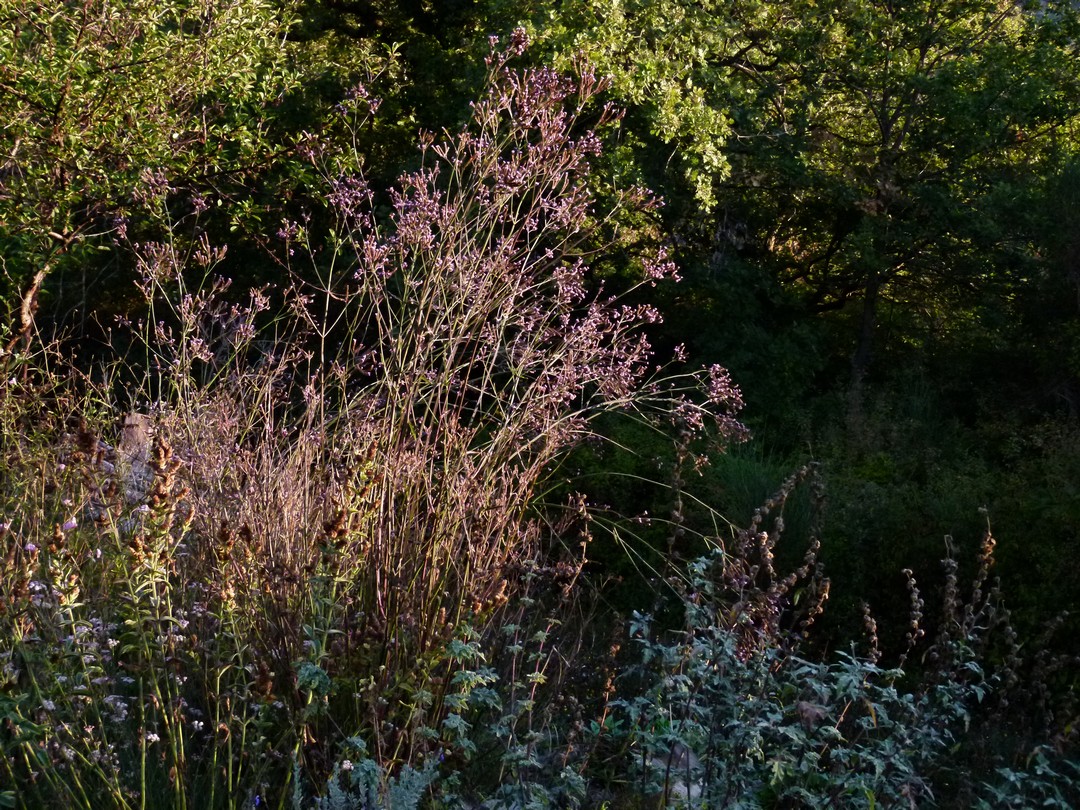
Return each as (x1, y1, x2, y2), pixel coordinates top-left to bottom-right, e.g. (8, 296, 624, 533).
(0, 33, 743, 809)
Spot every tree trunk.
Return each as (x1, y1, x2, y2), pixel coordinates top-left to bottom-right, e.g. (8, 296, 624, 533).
(851, 271, 881, 384)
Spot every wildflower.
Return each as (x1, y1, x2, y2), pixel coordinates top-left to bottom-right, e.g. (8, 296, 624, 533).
(643, 247, 679, 283)
(62, 519, 78, 532)
(104, 694, 129, 723)
(24, 543, 36, 553)
(340, 760, 353, 772)
(42, 700, 56, 712)
(146, 732, 160, 744)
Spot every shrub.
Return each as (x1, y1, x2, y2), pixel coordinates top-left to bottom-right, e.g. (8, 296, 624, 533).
(0, 0, 300, 315)
(609, 485, 1079, 809)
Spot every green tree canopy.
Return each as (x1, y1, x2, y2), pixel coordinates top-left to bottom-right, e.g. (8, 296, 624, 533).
(0, 0, 297, 329)
(525, 0, 1080, 379)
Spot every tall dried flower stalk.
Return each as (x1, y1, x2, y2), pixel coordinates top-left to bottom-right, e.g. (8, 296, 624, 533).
(107, 30, 747, 767)
(256, 32, 747, 658)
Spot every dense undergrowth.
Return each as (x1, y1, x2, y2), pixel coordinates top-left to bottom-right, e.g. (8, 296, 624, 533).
(2, 27, 1079, 810)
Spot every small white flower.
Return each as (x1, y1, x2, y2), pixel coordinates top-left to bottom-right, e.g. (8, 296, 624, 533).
(42, 700, 56, 712)
(340, 759, 353, 772)
(146, 732, 160, 744)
